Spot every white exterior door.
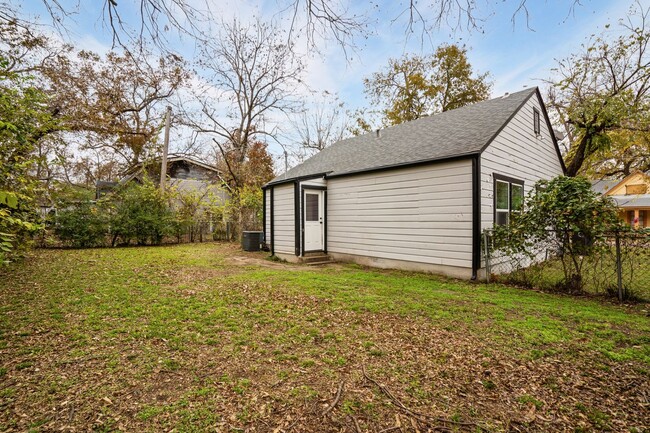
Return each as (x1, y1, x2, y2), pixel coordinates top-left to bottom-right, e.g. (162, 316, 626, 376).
(303, 190, 324, 251)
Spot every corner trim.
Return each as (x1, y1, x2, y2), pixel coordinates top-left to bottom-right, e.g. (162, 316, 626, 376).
(270, 187, 274, 255)
(262, 187, 266, 244)
(472, 155, 481, 280)
(323, 190, 328, 254)
(294, 181, 300, 256)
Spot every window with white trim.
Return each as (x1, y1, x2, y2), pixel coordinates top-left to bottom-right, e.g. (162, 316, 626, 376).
(494, 174, 524, 226)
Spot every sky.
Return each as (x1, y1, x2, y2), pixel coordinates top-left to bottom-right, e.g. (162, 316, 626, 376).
(15, 0, 642, 161)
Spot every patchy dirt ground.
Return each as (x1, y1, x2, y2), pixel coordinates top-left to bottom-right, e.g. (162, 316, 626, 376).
(0, 243, 648, 432)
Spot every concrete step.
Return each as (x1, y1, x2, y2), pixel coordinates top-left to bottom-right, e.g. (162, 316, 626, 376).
(300, 254, 333, 264)
(305, 259, 335, 266)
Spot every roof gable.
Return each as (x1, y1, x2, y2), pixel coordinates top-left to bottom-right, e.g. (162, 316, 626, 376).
(605, 171, 650, 196)
(270, 88, 545, 185)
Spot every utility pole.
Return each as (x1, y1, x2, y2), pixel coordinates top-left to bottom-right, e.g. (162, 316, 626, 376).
(160, 106, 171, 192)
(284, 150, 288, 179)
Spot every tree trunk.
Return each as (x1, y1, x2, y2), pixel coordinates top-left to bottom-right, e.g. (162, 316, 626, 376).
(565, 133, 591, 177)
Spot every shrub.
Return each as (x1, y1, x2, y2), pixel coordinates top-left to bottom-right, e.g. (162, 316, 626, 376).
(109, 181, 175, 246)
(54, 201, 109, 248)
(491, 176, 622, 292)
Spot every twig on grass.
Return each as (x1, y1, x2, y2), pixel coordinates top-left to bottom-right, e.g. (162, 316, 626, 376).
(322, 381, 344, 416)
(348, 414, 363, 433)
(361, 365, 487, 431)
(378, 427, 402, 433)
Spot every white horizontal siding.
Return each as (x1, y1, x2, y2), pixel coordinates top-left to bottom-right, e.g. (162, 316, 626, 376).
(480, 93, 564, 230)
(327, 160, 473, 269)
(301, 177, 326, 188)
(272, 183, 295, 254)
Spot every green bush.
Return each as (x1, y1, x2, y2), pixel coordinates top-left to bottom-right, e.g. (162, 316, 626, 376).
(109, 181, 175, 246)
(491, 176, 622, 292)
(54, 201, 108, 248)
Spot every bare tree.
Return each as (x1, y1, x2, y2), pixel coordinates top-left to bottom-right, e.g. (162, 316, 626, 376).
(546, 1, 650, 177)
(292, 94, 349, 161)
(3, 1, 588, 55)
(186, 18, 304, 189)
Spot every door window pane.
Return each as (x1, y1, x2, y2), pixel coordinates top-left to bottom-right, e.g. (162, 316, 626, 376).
(305, 193, 319, 221)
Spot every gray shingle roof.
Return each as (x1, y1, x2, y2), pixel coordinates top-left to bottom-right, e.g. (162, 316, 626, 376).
(609, 195, 650, 208)
(591, 179, 620, 195)
(270, 87, 537, 184)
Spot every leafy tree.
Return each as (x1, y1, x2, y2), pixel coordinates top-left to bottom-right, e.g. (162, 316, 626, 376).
(547, 1, 650, 177)
(363, 44, 491, 127)
(491, 176, 621, 292)
(216, 141, 275, 232)
(583, 130, 650, 178)
(0, 57, 55, 263)
(170, 182, 226, 243)
(45, 47, 188, 168)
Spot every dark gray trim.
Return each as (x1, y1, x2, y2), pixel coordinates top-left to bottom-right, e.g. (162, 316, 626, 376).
(266, 154, 477, 187)
(300, 187, 305, 255)
(493, 173, 524, 186)
(294, 181, 300, 256)
(533, 107, 541, 135)
(262, 187, 266, 243)
(325, 152, 478, 180)
(471, 155, 481, 280)
(264, 173, 329, 188)
(270, 187, 274, 255)
(536, 88, 567, 174)
(479, 91, 535, 154)
(301, 185, 327, 254)
(323, 191, 328, 254)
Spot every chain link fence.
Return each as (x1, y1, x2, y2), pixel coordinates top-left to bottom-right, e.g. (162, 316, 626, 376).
(484, 229, 650, 301)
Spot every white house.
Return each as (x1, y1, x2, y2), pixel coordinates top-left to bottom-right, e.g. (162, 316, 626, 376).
(262, 88, 565, 279)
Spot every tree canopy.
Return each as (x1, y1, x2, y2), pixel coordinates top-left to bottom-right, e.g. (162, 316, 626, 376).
(547, 1, 650, 177)
(361, 44, 491, 128)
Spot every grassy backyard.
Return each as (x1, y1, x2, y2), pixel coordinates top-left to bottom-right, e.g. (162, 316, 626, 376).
(0, 243, 648, 432)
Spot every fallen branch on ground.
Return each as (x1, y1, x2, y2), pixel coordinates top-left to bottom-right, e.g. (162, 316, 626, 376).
(362, 365, 487, 431)
(322, 381, 344, 416)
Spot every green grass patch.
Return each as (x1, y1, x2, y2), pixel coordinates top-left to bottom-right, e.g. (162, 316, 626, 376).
(0, 243, 648, 432)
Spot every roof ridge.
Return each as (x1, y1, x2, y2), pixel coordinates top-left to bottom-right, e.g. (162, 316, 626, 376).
(269, 87, 538, 185)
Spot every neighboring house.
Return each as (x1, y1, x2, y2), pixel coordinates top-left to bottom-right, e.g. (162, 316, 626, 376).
(592, 171, 650, 229)
(96, 154, 229, 203)
(262, 87, 565, 279)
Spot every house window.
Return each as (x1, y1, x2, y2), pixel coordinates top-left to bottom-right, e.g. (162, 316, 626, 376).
(494, 174, 524, 226)
(628, 210, 646, 228)
(533, 108, 541, 135)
